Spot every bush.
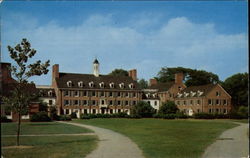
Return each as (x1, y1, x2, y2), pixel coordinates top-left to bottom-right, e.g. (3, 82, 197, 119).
(153, 113, 176, 119)
(159, 101, 179, 114)
(176, 112, 189, 119)
(70, 112, 77, 119)
(131, 101, 156, 118)
(1, 116, 12, 122)
(193, 113, 215, 119)
(59, 115, 72, 121)
(30, 112, 51, 122)
(80, 114, 91, 119)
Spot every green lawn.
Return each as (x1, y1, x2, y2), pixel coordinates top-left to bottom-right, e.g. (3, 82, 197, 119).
(1, 122, 97, 158)
(73, 118, 238, 158)
(1, 122, 93, 135)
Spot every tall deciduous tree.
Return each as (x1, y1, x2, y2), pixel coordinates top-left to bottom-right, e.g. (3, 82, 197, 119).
(156, 67, 219, 87)
(159, 101, 179, 114)
(109, 69, 128, 76)
(222, 73, 248, 107)
(138, 79, 148, 89)
(3, 38, 50, 146)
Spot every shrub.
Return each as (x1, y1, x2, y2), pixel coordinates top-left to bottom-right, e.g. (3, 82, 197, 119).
(153, 113, 176, 119)
(59, 115, 72, 121)
(80, 114, 91, 119)
(159, 101, 179, 114)
(70, 112, 77, 119)
(1, 116, 12, 122)
(30, 112, 51, 122)
(131, 101, 156, 118)
(193, 113, 215, 119)
(176, 112, 189, 119)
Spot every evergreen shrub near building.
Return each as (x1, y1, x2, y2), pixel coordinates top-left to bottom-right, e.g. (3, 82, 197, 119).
(80, 112, 129, 119)
(1, 116, 12, 122)
(59, 115, 72, 121)
(70, 112, 77, 118)
(30, 112, 51, 122)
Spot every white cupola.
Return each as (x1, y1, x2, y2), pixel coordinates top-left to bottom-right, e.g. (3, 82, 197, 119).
(93, 58, 99, 77)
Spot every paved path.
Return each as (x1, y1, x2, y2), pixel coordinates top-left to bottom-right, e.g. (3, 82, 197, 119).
(58, 121, 144, 158)
(202, 122, 249, 158)
(2, 133, 95, 137)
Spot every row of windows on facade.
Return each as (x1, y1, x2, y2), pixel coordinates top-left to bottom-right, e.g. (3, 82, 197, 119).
(67, 81, 135, 89)
(64, 100, 137, 106)
(147, 101, 158, 106)
(181, 108, 228, 114)
(64, 108, 124, 115)
(63, 90, 138, 98)
(145, 93, 158, 98)
(176, 99, 228, 106)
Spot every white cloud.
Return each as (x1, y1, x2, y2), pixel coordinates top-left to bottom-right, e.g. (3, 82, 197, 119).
(2, 14, 248, 84)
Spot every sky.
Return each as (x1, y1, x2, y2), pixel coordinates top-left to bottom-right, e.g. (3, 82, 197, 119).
(1, 1, 248, 85)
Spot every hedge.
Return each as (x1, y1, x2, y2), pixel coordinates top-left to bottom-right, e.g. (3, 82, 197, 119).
(1, 116, 12, 122)
(30, 112, 51, 122)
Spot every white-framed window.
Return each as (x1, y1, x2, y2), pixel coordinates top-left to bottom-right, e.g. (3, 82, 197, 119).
(198, 90, 203, 96)
(48, 90, 53, 96)
(78, 81, 83, 87)
(117, 100, 121, 105)
(82, 100, 88, 105)
(216, 91, 220, 96)
(74, 100, 79, 105)
(110, 82, 115, 88)
(92, 100, 96, 106)
(67, 81, 72, 87)
(117, 92, 121, 97)
(223, 99, 227, 105)
(64, 91, 69, 96)
(190, 100, 193, 105)
(216, 99, 220, 105)
(109, 100, 113, 105)
(99, 82, 104, 88)
(64, 100, 70, 106)
(74, 91, 79, 97)
(125, 101, 129, 106)
(49, 100, 53, 105)
(109, 92, 113, 97)
(92, 91, 96, 97)
(125, 92, 129, 98)
(119, 83, 125, 89)
(89, 81, 94, 88)
(197, 100, 200, 105)
(154, 101, 157, 106)
(83, 91, 87, 96)
(101, 99, 105, 105)
(208, 99, 212, 105)
(129, 83, 134, 89)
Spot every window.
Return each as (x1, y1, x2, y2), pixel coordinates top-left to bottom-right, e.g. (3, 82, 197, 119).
(125, 101, 129, 106)
(64, 91, 69, 96)
(119, 83, 124, 89)
(48, 90, 53, 96)
(101, 100, 105, 105)
(132, 93, 136, 98)
(109, 92, 113, 97)
(49, 100, 53, 105)
(197, 100, 200, 105)
(78, 81, 83, 87)
(183, 101, 186, 105)
(223, 99, 227, 105)
(89, 81, 94, 88)
(74, 91, 79, 97)
(93, 109, 96, 114)
(83, 91, 87, 96)
(216, 91, 220, 96)
(154, 101, 157, 106)
(110, 82, 115, 88)
(118, 109, 121, 113)
(223, 109, 227, 114)
(208, 99, 212, 105)
(190, 100, 193, 105)
(92, 91, 96, 97)
(209, 109, 212, 113)
(83, 100, 88, 105)
(117, 92, 121, 97)
(64, 100, 70, 106)
(66, 109, 69, 114)
(67, 81, 72, 87)
(74, 100, 79, 105)
(125, 92, 129, 97)
(117, 100, 121, 105)
(109, 100, 113, 105)
(129, 83, 134, 89)
(216, 99, 219, 105)
(133, 101, 137, 105)
(99, 82, 104, 88)
(84, 109, 88, 114)
(110, 109, 113, 114)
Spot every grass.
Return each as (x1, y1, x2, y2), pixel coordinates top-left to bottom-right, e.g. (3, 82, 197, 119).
(1, 122, 93, 135)
(1, 122, 97, 158)
(74, 118, 238, 158)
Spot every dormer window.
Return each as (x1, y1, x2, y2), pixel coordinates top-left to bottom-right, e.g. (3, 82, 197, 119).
(110, 82, 115, 88)
(119, 83, 125, 89)
(177, 92, 182, 98)
(67, 81, 72, 87)
(48, 90, 53, 96)
(146, 93, 150, 98)
(129, 83, 134, 89)
(184, 92, 189, 97)
(190, 91, 196, 97)
(89, 81, 94, 88)
(99, 82, 104, 88)
(78, 81, 83, 87)
(197, 90, 204, 96)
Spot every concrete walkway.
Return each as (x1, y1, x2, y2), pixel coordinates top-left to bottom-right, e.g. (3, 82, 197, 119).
(58, 121, 144, 158)
(202, 122, 249, 158)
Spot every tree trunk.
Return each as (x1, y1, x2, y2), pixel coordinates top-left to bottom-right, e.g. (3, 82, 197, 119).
(16, 112, 21, 146)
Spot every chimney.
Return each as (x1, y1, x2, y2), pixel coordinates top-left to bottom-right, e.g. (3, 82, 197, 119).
(0, 63, 12, 82)
(128, 69, 137, 81)
(52, 64, 59, 85)
(149, 78, 157, 86)
(175, 72, 184, 84)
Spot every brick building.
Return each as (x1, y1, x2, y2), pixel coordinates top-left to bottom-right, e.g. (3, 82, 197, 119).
(52, 59, 142, 117)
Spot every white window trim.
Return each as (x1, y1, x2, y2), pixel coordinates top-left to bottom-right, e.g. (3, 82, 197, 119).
(67, 81, 72, 87)
(78, 81, 83, 87)
(110, 82, 115, 88)
(99, 82, 104, 88)
(89, 81, 94, 88)
(119, 83, 125, 89)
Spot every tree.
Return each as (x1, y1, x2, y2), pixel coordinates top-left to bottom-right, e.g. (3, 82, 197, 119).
(39, 101, 48, 112)
(222, 73, 248, 107)
(109, 69, 128, 76)
(138, 79, 148, 89)
(131, 101, 156, 118)
(3, 38, 50, 146)
(156, 67, 219, 87)
(159, 101, 179, 114)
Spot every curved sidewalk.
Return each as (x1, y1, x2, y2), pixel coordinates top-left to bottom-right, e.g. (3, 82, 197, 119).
(58, 121, 144, 158)
(202, 122, 249, 158)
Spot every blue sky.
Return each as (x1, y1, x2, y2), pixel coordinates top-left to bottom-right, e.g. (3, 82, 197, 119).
(1, 1, 248, 85)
